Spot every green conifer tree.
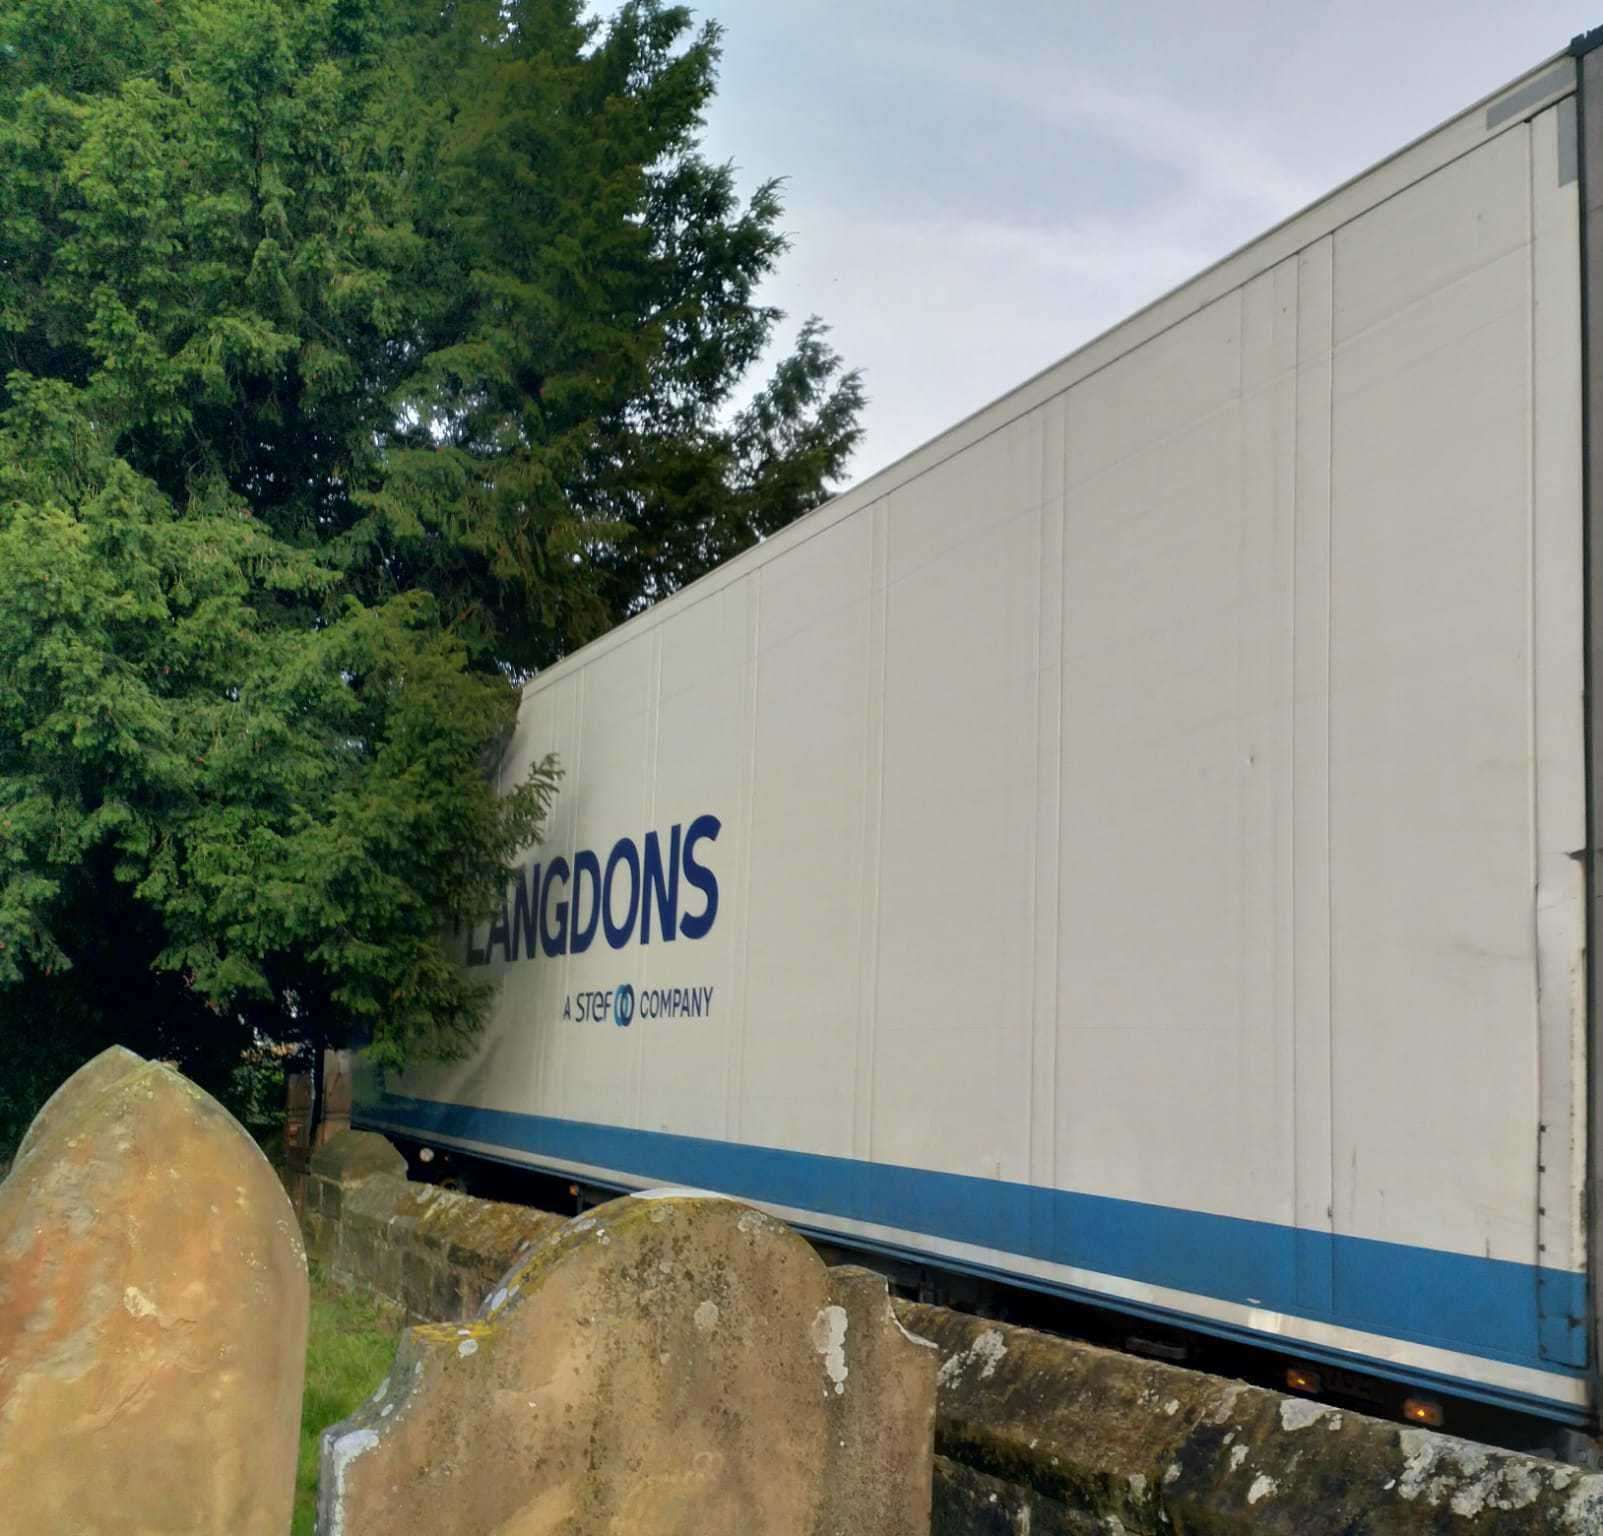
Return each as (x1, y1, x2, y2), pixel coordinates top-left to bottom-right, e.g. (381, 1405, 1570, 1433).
(0, 0, 861, 1141)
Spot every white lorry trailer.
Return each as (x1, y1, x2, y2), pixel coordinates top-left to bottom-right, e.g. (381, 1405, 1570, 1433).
(356, 33, 1603, 1433)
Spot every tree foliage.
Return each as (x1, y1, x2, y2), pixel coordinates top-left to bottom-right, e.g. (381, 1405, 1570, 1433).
(0, 0, 862, 1140)
(0, 375, 561, 1073)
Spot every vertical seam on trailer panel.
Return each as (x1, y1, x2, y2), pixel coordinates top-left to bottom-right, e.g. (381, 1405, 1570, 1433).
(637, 627, 662, 1135)
(1028, 402, 1065, 1191)
(1054, 399, 1071, 1192)
(1524, 99, 1588, 1364)
(1290, 256, 1303, 1260)
(558, 675, 585, 1126)
(1236, 287, 1249, 1153)
(851, 516, 870, 1164)
(1571, 39, 1601, 1394)
(1027, 416, 1048, 1179)
(853, 502, 887, 1164)
(1054, 412, 1067, 1192)
(731, 573, 761, 1144)
(864, 511, 890, 1164)
(1528, 122, 1548, 1297)
(1325, 236, 1338, 1258)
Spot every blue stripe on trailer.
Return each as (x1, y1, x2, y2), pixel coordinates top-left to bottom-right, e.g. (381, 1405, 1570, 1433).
(357, 1092, 1588, 1387)
(358, 1112, 1589, 1427)
(782, 1225, 1590, 1426)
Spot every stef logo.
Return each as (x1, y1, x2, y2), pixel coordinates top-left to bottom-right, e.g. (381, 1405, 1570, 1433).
(613, 984, 635, 1028)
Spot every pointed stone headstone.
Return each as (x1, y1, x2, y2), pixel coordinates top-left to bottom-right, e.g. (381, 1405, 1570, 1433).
(321, 1192, 936, 1536)
(0, 1046, 309, 1533)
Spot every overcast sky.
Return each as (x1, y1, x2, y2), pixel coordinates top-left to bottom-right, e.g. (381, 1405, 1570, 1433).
(690, 1, 1597, 485)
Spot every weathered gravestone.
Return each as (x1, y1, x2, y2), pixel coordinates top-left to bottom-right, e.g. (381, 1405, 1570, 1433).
(321, 1191, 937, 1536)
(0, 1045, 309, 1533)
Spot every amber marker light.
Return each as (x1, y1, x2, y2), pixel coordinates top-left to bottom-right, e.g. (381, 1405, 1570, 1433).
(1401, 1397, 1444, 1428)
(1284, 1367, 1322, 1394)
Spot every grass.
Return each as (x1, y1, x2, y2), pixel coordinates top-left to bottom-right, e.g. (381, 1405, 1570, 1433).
(292, 1270, 403, 1536)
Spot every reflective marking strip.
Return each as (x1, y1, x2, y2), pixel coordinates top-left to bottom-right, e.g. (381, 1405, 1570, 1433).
(1486, 63, 1574, 129)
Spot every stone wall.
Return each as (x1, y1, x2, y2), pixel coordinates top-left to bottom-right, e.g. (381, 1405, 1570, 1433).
(302, 1131, 565, 1321)
(305, 1132, 1603, 1534)
(904, 1302, 1603, 1535)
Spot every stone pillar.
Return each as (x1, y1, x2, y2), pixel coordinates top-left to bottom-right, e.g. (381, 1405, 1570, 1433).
(303, 1127, 407, 1266)
(0, 1046, 309, 1534)
(321, 1192, 937, 1536)
(316, 1048, 354, 1146)
(283, 1066, 313, 1212)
